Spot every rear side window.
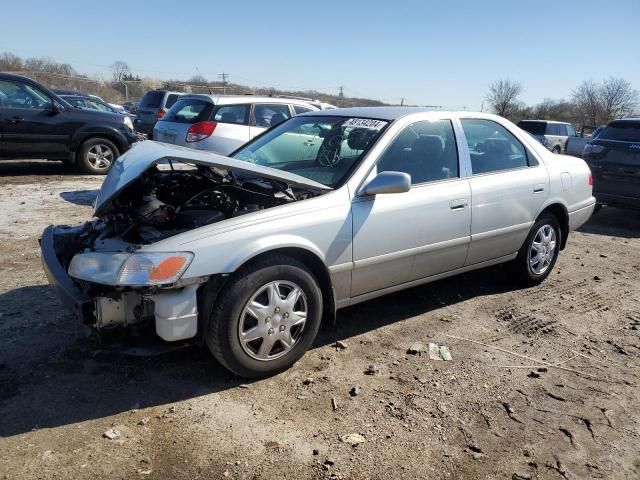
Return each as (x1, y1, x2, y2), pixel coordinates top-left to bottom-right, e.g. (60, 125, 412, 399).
(140, 91, 164, 108)
(461, 119, 530, 174)
(599, 122, 640, 142)
(0, 79, 52, 110)
(165, 94, 179, 109)
(547, 124, 566, 136)
(253, 103, 291, 127)
(518, 121, 546, 135)
(293, 104, 314, 115)
(164, 98, 214, 124)
(65, 97, 86, 108)
(213, 104, 249, 125)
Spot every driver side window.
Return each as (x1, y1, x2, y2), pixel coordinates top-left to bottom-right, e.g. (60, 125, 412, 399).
(0, 80, 52, 110)
(376, 120, 459, 185)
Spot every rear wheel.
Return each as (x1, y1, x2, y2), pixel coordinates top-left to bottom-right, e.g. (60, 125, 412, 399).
(510, 214, 561, 286)
(205, 255, 323, 378)
(77, 137, 119, 174)
(552, 146, 561, 154)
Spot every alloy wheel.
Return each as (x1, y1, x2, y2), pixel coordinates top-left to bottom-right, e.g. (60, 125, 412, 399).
(87, 144, 114, 170)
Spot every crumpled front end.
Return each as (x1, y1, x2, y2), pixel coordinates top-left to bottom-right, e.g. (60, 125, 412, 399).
(40, 224, 206, 341)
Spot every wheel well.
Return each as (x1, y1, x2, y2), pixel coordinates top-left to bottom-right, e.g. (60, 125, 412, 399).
(241, 248, 336, 324)
(538, 204, 569, 249)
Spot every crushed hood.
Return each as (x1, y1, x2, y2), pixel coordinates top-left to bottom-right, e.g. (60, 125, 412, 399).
(94, 141, 331, 216)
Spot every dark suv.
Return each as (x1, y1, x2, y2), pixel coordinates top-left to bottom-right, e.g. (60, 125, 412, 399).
(0, 73, 138, 174)
(134, 90, 183, 138)
(583, 118, 640, 210)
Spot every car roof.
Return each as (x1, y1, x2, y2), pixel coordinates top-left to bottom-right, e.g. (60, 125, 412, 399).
(175, 93, 318, 106)
(519, 119, 570, 125)
(298, 106, 502, 121)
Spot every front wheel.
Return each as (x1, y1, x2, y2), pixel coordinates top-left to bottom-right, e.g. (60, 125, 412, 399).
(510, 214, 561, 286)
(77, 137, 119, 174)
(205, 255, 323, 378)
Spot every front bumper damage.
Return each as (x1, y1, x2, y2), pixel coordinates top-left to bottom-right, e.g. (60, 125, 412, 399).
(40, 225, 206, 342)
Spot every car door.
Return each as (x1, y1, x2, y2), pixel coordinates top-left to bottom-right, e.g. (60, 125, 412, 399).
(350, 118, 471, 297)
(460, 118, 549, 266)
(249, 103, 292, 139)
(208, 103, 250, 154)
(0, 78, 72, 159)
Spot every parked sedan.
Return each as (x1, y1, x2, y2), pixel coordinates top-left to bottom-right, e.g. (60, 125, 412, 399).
(153, 95, 318, 155)
(60, 94, 137, 120)
(41, 108, 595, 378)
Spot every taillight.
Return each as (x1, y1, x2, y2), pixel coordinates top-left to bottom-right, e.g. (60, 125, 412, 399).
(157, 109, 165, 119)
(186, 121, 217, 143)
(588, 174, 593, 186)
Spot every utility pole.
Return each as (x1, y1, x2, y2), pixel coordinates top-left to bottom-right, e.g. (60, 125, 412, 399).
(218, 73, 229, 94)
(337, 85, 344, 105)
(400, 98, 405, 106)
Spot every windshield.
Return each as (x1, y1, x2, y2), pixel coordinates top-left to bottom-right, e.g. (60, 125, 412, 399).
(232, 116, 388, 187)
(164, 98, 214, 124)
(518, 121, 546, 135)
(599, 121, 640, 142)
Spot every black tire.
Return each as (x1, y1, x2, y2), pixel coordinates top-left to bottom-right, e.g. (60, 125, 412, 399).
(510, 213, 561, 286)
(77, 137, 119, 174)
(205, 254, 323, 378)
(552, 146, 561, 154)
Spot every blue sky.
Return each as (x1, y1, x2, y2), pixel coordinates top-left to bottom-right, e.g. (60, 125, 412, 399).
(1, 0, 638, 109)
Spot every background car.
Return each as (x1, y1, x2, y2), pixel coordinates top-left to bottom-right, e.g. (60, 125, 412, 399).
(518, 120, 577, 153)
(122, 101, 139, 114)
(565, 124, 605, 157)
(583, 118, 640, 210)
(135, 89, 183, 138)
(153, 94, 319, 155)
(59, 94, 136, 120)
(0, 73, 138, 173)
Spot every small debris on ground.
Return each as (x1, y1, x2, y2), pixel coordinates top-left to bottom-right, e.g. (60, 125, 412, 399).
(137, 417, 150, 426)
(428, 343, 452, 361)
(331, 398, 339, 411)
(334, 341, 348, 350)
(364, 364, 380, 375)
(303, 377, 314, 385)
(407, 342, 425, 355)
(103, 428, 120, 440)
(349, 386, 361, 397)
(528, 371, 541, 378)
(340, 433, 366, 445)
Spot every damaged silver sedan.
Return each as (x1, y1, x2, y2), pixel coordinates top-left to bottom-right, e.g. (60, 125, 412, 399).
(41, 108, 596, 378)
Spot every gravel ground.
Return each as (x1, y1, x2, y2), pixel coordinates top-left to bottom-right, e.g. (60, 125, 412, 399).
(0, 159, 639, 480)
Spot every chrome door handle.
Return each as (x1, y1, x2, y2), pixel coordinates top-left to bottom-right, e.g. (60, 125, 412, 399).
(449, 199, 468, 210)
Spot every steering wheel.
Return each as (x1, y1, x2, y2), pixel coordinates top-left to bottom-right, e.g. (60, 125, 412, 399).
(317, 134, 344, 167)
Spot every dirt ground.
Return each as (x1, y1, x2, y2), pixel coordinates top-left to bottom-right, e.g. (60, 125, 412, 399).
(0, 159, 639, 480)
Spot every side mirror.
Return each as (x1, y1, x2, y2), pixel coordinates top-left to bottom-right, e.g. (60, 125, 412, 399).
(363, 171, 411, 196)
(51, 101, 64, 113)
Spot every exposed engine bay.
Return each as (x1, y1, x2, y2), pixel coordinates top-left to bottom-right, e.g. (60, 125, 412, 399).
(75, 162, 323, 252)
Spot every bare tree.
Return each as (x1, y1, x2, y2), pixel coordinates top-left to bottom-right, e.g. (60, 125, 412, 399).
(485, 79, 523, 119)
(0, 52, 23, 71)
(188, 74, 208, 85)
(600, 77, 638, 121)
(110, 61, 131, 82)
(573, 78, 638, 125)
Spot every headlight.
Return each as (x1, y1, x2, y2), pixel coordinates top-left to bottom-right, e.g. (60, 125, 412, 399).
(123, 116, 134, 131)
(68, 252, 194, 286)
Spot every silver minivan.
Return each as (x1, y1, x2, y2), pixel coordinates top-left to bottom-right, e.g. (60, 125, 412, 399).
(153, 95, 319, 155)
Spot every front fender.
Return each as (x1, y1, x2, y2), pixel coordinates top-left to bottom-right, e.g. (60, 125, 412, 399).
(183, 234, 327, 278)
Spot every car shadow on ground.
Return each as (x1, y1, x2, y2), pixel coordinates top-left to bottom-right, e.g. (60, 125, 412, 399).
(0, 264, 520, 438)
(59, 189, 99, 206)
(0, 159, 79, 177)
(578, 206, 640, 239)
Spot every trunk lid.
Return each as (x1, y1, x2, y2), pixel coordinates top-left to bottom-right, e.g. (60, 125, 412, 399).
(94, 141, 331, 216)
